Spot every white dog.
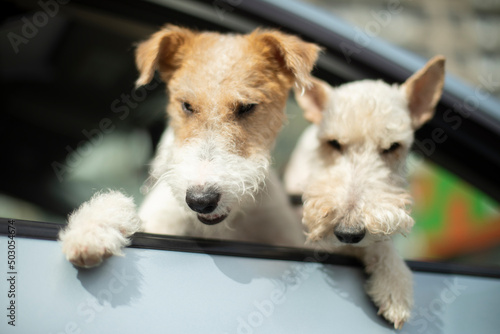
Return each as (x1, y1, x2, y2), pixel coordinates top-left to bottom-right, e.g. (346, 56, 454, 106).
(59, 25, 320, 268)
(285, 56, 445, 329)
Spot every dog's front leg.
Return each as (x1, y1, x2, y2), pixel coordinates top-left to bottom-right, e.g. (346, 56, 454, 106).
(363, 239, 413, 329)
(59, 190, 142, 268)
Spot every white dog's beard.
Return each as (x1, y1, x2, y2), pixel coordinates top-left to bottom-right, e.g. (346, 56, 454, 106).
(304, 159, 414, 246)
(155, 138, 270, 224)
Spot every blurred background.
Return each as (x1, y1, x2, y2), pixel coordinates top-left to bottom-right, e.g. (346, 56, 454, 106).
(308, 0, 500, 100)
(1, 0, 499, 266)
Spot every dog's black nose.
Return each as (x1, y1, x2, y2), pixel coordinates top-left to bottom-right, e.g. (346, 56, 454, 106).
(186, 186, 221, 214)
(334, 226, 366, 244)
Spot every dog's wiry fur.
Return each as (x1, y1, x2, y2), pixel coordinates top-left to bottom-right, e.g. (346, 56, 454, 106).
(285, 56, 445, 329)
(60, 25, 320, 268)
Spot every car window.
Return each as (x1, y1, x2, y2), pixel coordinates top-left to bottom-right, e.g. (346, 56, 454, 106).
(1, 0, 499, 269)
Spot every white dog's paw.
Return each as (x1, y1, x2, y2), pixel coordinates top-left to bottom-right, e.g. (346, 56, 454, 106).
(363, 241, 414, 329)
(60, 225, 125, 268)
(365, 263, 413, 329)
(376, 296, 411, 330)
(59, 190, 141, 268)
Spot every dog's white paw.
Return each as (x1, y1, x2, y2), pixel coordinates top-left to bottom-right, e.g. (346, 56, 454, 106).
(363, 241, 414, 330)
(62, 242, 111, 268)
(365, 260, 413, 329)
(376, 296, 412, 330)
(60, 225, 124, 268)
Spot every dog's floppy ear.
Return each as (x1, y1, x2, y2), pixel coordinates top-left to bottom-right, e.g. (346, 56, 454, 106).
(402, 55, 445, 129)
(251, 30, 321, 90)
(135, 24, 194, 87)
(294, 77, 330, 124)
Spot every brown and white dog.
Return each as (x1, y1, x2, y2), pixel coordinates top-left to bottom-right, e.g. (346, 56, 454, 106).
(59, 25, 320, 268)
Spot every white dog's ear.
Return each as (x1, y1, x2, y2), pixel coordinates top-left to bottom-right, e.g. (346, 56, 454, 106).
(251, 29, 322, 90)
(135, 24, 195, 87)
(293, 77, 330, 124)
(402, 55, 446, 129)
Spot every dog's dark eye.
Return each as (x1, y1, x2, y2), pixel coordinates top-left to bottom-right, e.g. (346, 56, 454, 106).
(382, 142, 401, 154)
(182, 102, 194, 114)
(237, 103, 257, 116)
(327, 139, 342, 151)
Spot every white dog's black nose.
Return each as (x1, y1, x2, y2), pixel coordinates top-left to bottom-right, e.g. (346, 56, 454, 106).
(186, 186, 221, 214)
(334, 226, 366, 244)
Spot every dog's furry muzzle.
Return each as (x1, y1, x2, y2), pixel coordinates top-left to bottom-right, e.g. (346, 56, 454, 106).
(156, 136, 270, 224)
(303, 152, 414, 244)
